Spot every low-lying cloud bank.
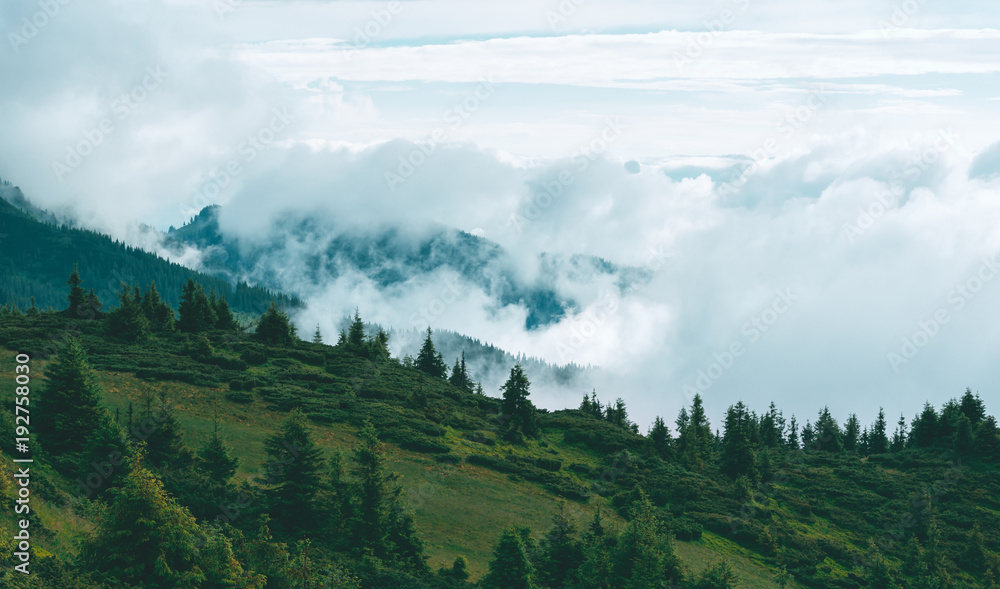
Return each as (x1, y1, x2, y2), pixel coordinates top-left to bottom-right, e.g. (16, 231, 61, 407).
(149, 132, 1000, 431)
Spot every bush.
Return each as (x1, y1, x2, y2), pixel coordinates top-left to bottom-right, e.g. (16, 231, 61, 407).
(535, 457, 563, 472)
(225, 391, 253, 404)
(674, 519, 704, 541)
(240, 348, 267, 365)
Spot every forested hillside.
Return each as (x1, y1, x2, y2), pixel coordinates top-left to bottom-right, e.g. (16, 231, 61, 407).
(0, 193, 296, 316)
(0, 272, 998, 589)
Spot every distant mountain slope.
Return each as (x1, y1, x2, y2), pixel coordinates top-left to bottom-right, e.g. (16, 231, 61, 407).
(0, 188, 297, 315)
(165, 205, 650, 330)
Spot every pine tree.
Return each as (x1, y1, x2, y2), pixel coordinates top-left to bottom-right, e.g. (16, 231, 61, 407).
(66, 264, 85, 315)
(213, 291, 238, 330)
(891, 413, 908, 452)
(864, 539, 899, 589)
(959, 388, 987, 424)
(911, 403, 939, 448)
(813, 407, 843, 452)
(141, 281, 175, 332)
(500, 364, 539, 438)
(844, 413, 860, 452)
(312, 324, 323, 344)
(82, 446, 203, 587)
(720, 402, 759, 481)
(260, 410, 326, 534)
(106, 283, 150, 342)
(870, 408, 890, 454)
(449, 556, 470, 582)
(36, 339, 112, 455)
(538, 503, 585, 589)
(759, 402, 784, 448)
(198, 418, 239, 481)
(974, 416, 1000, 458)
(786, 415, 800, 449)
(255, 301, 297, 345)
(448, 351, 473, 393)
(801, 421, 814, 448)
(177, 279, 218, 332)
(954, 413, 974, 456)
(143, 390, 193, 469)
(481, 527, 537, 589)
(351, 419, 425, 568)
(648, 416, 673, 460)
(678, 394, 713, 471)
(610, 490, 683, 588)
(368, 327, 391, 364)
(416, 327, 447, 378)
(347, 308, 366, 353)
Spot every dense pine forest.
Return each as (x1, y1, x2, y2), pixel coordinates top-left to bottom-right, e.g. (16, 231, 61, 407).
(0, 194, 296, 316)
(0, 270, 998, 589)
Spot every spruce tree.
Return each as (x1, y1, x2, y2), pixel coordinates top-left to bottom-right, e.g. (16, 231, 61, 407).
(141, 281, 175, 332)
(66, 264, 85, 316)
(448, 351, 473, 393)
(538, 503, 585, 589)
(720, 402, 759, 480)
(891, 413, 908, 452)
(870, 408, 890, 454)
(678, 394, 713, 471)
(959, 388, 986, 424)
(255, 301, 297, 345)
(178, 279, 217, 332)
(198, 419, 239, 481)
(481, 527, 537, 589)
(36, 339, 111, 455)
(260, 410, 326, 534)
(312, 324, 323, 344)
(813, 407, 843, 453)
(648, 416, 673, 460)
(786, 415, 800, 449)
(844, 413, 860, 452)
(610, 490, 682, 587)
(974, 416, 1000, 458)
(416, 327, 447, 377)
(347, 308, 366, 353)
(500, 363, 539, 438)
(82, 446, 203, 587)
(213, 291, 238, 330)
(351, 419, 425, 567)
(143, 391, 193, 469)
(911, 402, 939, 448)
(106, 283, 150, 342)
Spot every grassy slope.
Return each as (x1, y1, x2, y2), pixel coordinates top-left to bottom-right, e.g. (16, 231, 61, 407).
(0, 345, 795, 586)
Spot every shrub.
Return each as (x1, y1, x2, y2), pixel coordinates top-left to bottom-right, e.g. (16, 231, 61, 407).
(225, 391, 253, 404)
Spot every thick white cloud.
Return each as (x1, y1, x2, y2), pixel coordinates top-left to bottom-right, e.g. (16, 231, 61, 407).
(2, 0, 1000, 430)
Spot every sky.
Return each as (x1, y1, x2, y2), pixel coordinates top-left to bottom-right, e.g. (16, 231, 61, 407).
(2, 0, 1000, 430)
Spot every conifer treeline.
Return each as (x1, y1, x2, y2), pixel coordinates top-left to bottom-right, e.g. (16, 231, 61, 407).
(0, 196, 295, 314)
